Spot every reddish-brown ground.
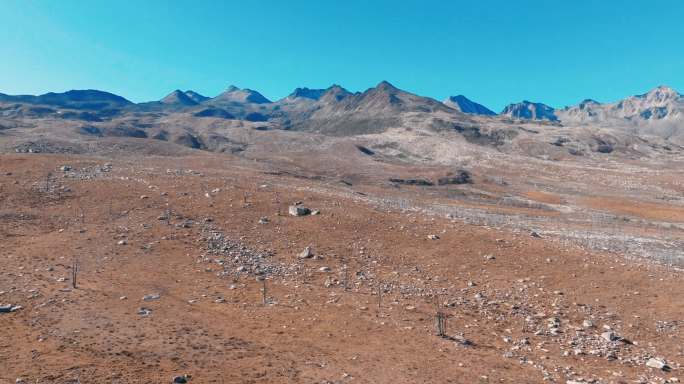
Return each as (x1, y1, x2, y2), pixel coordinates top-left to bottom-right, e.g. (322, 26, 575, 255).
(1, 154, 683, 384)
(579, 196, 684, 223)
(524, 191, 565, 205)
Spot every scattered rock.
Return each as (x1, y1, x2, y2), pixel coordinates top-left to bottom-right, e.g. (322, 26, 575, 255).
(427, 234, 440, 240)
(172, 375, 189, 383)
(0, 304, 21, 313)
(137, 307, 152, 316)
(319, 266, 332, 273)
(289, 205, 311, 216)
(299, 246, 314, 259)
(600, 331, 619, 342)
(389, 178, 434, 186)
(258, 216, 269, 224)
(451, 334, 473, 346)
(437, 169, 472, 185)
(142, 294, 161, 301)
(646, 357, 671, 371)
(177, 220, 193, 228)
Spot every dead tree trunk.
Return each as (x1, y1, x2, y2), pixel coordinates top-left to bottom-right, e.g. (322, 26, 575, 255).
(261, 278, 267, 305)
(376, 284, 383, 317)
(435, 311, 447, 337)
(435, 298, 447, 337)
(72, 258, 80, 289)
(343, 264, 349, 291)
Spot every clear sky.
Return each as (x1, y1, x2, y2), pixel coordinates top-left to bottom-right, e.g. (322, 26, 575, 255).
(2, 0, 683, 111)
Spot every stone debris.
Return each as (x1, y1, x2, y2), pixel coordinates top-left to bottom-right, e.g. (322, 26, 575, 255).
(177, 220, 194, 228)
(59, 163, 113, 180)
(288, 204, 312, 216)
(137, 307, 152, 316)
(299, 246, 314, 259)
(200, 224, 290, 278)
(645, 357, 670, 371)
(600, 330, 619, 342)
(451, 334, 472, 346)
(142, 294, 161, 301)
(258, 216, 269, 224)
(172, 375, 190, 383)
(0, 304, 21, 313)
(427, 234, 440, 240)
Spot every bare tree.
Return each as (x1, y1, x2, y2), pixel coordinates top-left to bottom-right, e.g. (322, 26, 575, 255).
(342, 261, 349, 291)
(260, 277, 267, 305)
(72, 257, 80, 289)
(434, 296, 447, 337)
(76, 202, 86, 226)
(274, 191, 281, 216)
(44, 171, 53, 193)
(376, 282, 383, 317)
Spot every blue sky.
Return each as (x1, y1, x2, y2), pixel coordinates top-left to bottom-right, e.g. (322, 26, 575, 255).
(1, 0, 683, 111)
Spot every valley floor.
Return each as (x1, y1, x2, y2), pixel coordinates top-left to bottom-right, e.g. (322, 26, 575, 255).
(1, 153, 683, 383)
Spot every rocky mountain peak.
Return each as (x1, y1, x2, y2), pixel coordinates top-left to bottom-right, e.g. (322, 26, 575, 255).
(444, 95, 496, 116)
(501, 101, 558, 121)
(160, 90, 198, 106)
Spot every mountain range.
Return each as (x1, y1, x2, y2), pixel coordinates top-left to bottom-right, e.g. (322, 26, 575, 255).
(2, 81, 684, 148)
(4, 82, 682, 121)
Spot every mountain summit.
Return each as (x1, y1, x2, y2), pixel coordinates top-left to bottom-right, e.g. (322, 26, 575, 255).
(183, 90, 209, 103)
(287, 87, 327, 101)
(211, 86, 271, 104)
(444, 95, 496, 116)
(557, 85, 683, 124)
(501, 101, 558, 121)
(160, 90, 198, 106)
(331, 81, 450, 115)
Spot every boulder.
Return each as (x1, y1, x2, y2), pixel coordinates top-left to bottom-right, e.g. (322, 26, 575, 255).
(0, 305, 13, 313)
(289, 205, 311, 216)
(646, 357, 670, 371)
(600, 331, 619, 342)
(437, 169, 472, 185)
(173, 375, 190, 383)
(299, 247, 314, 259)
